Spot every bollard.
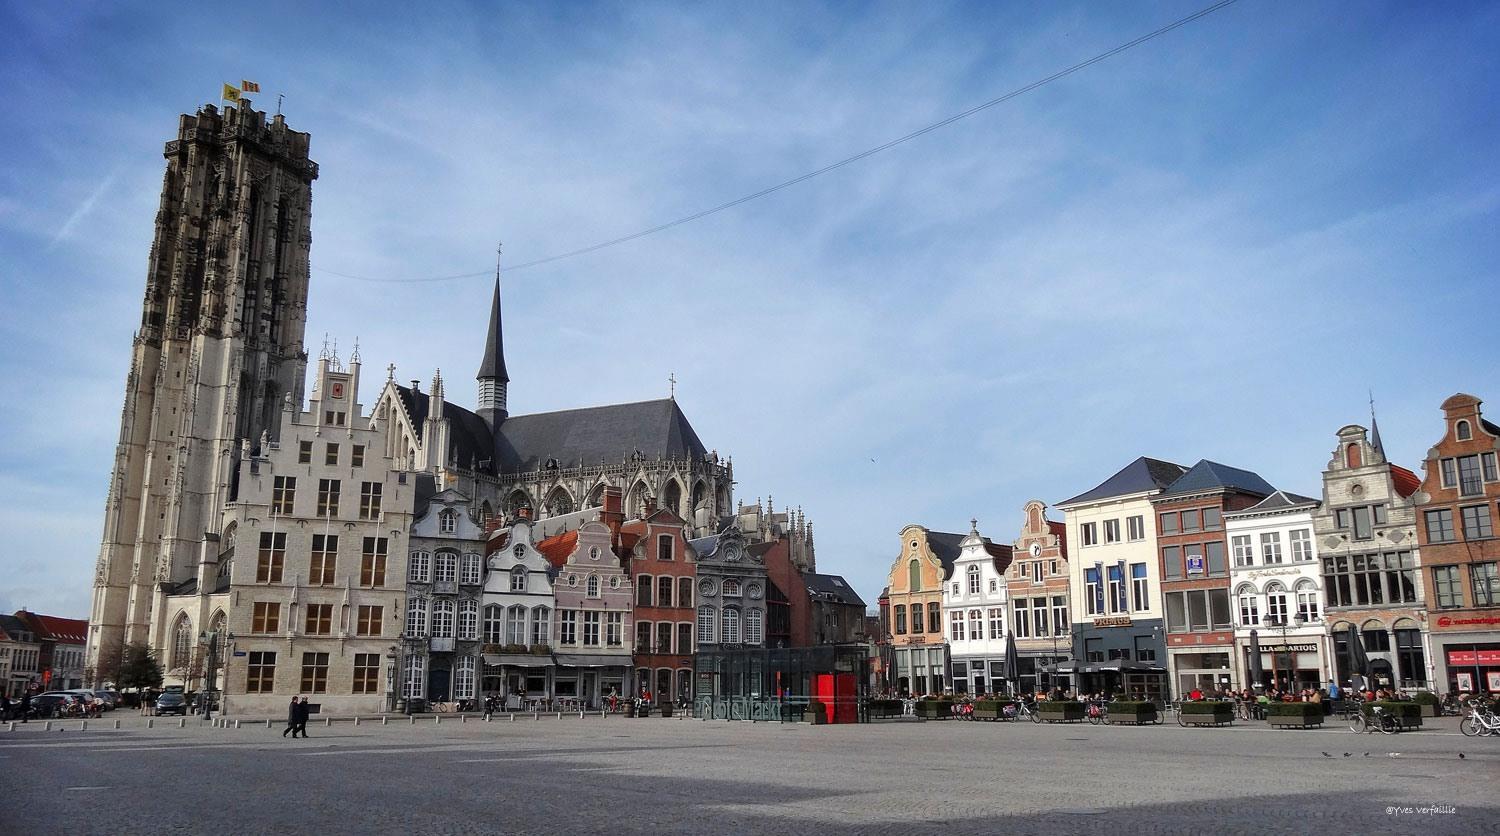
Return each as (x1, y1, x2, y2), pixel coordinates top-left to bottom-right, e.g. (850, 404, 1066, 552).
(147, 718, 154, 729)
(179, 718, 186, 728)
(578, 710, 584, 720)
(410, 716, 416, 724)
(435, 716, 441, 725)
(7, 722, 14, 732)
(535, 712, 540, 721)
(461, 714, 467, 723)
(266, 719, 273, 729)
(235, 720, 242, 729)
(485, 714, 492, 722)
(601, 711, 606, 720)
(556, 712, 562, 720)
(114, 719, 121, 729)
(354, 716, 360, 726)
(81, 721, 89, 731)
(325, 717, 331, 727)
(381, 716, 388, 725)
(44, 721, 52, 731)
(509, 713, 515, 723)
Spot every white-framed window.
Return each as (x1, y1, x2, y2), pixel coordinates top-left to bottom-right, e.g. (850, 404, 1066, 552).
(510, 566, 527, 592)
(1051, 597, 1069, 634)
(1081, 522, 1098, 547)
(722, 579, 742, 597)
(1260, 532, 1283, 564)
(1127, 515, 1145, 541)
(403, 655, 425, 699)
(1084, 568, 1102, 616)
(583, 611, 601, 646)
(1288, 529, 1313, 562)
(1130, 563, 1148, 611)
(697, 606, 716, 643)
(1032, 599, 1048, 637)
(988, 579, 998, 593)
(408, 551, 431, 583)
(505, 605, 526, 645)
(988, 608, 1004, 640)
(1237, 587, 1259, 627)
(432, 599, 455, 639)
(461, 553, 482, 585)
(435, 551, 457, 584)
(1032, 562, 1043, 584)
(1295, 581, 1320, 622)
(1104, 519, 1121, 544)
(1456, 420, 1472, 441)
(967, 565, 981, 595)
(458, 600, 479, 640)
(1265, 583, 1289, 623)
(407, 596, 428, 637)
(559, 610, 577, 645)
(586, 574, 600, 598)
(950, 611, 964, 641)
(745, 608, 763, 645)
(454, 656, 476, 699)
(720, 607, 741, 644)
(483, 605, 502, 643)
(606, 612, 623, 646)
(1013, 600, 1031, 638)
(968, 609, 982, 642)
(531, 606, 550, 646)
(1231, 535, 1253, 567)
(440, 509, 457, 534)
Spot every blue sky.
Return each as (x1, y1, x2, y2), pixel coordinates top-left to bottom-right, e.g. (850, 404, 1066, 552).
(1, 1, 1497, 618)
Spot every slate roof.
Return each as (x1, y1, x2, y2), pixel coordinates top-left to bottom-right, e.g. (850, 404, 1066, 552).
(494, 398, 708, 473)
(983, 542, 1015, 575)
(476, 278, 509, 383)
(412, 472, 438, 518)
(0, 614, 33, 641)
(396, 387, 501, 474)
(1158, 459, 1276, 499)
(926, 531, 967, 579)
(805, 573, 866, 607)
(1058, 457, 1188, 507)
(1227, 489, 1320, 516)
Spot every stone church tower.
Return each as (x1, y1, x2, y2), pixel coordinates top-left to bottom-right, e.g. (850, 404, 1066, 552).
(87, 101, 317, 675)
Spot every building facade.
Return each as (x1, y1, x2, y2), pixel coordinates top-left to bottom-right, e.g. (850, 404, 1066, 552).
(1225, 492, 1330, 692)
(1153, 460, 1275, 697)
(1008, 500, 1071, 694)
(627, 509, 699, 705)
(0, 615, 40, 698)
(942, 522, 1013, 695)
(543, 520, 635, 707)
(1414, 394, 1500, 695)
(478, 516, 558, 705)
(885, 526, 961, 696)
(1313, 423, 1429, 691)
(405, 482, 488, 704)
(89, 101, 317, 674)
(14, 612, 88, 692)
(1058, 457, 1185, 701)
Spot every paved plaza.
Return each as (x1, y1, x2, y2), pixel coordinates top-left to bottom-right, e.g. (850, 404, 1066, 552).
(1, 714, 1495, 835)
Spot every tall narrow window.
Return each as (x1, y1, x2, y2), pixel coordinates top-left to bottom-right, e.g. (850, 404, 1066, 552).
(698, 606, 716, 643)
(435, 552, 457, 584)
(324, 442, 338, 466)
(316, 478, 340, 517)
(1238, 588, 1259, 627)
(440, 510, 457, 534)
(350, 444, 365, 467)
(301, 652, 330, 693)
(510, 567, 527, 592)
(361, 537, 388, 586)
(432, 599, 455, 639)
(505, 606, 526, 646)
(1084, 567, 1102, 616)
(407, 597, 428, 637)
(359, 482, 382, 520)
(461, 553, 482, 585)
(1107, 564, 1126, 613)
(927, 602, 941, 633)
(908, 559, 922, 592)
(677, 577, 693, 608)
(655, 576, 670, 605)
(746, 608, 763, 645)
(297, 441, 312, 464)
(531, 607, 550, 646)
(967, 564, 981, 595)
(1013, 600, 1031, 638)
(894, 604, 906, 635)
(310, 534, 337, 585)
(584, 612, 602, 645)
(1232, 535, 1254, 567)
(408, 551, 431, 583)
(356, 605, 383, 637)
(950, 610, 965, 642)
(1130, 562, 1148, 611)
(607, 613, 624, 646)
(483, 606, 503, 643)
(272, 476, 296, 515)
(720, 607, 740, 644)
(560, 610, 578, 645)
(257, 532, 286, 583)
(454, 656, 476, 700)
(458, 600, 478, 640)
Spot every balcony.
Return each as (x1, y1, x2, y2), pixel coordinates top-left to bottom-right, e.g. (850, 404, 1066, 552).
(433, 580, 457, 595)
(430, 637, 455, 652)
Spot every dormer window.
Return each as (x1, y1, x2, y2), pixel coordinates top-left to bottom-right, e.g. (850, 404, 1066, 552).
(440, 510, 457, 534)
(510, 566, 527, 592)
(1456, 420, 1472, 441)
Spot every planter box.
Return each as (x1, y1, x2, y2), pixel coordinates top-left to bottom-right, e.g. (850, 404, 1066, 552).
(1268, 714, 1324, 728)
(972, 700, 1015, 721)
(660, 705, 673, 718)
(1038, 702, 1085, 723)
(808, 702, 828, 724)
(1107, 702, 1158, 725)
(1179, 702, 1235, 726)
(1361, 702, 1422, 731)
(914, 700, 953, 719)
(867, 700, 904, 719)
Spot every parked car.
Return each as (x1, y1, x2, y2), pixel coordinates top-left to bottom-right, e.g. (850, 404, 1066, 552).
(91, 690, 120, 710)
(64, 690, 104, 711)
(32, 693, 82, 718)
(154, 692, 188, 716)
(189, 690, 220, 712)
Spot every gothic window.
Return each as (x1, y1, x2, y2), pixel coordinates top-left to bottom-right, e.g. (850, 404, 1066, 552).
(629, 482, 649, 517)
(506, 490, 531, 515)
(663, 481, 683, 517)
(171, 615, 193, 671)
(587, 484, 605, 509)
(691, 482, 707, 517)
(479, 502, 493, 525)
(545, 488, 574, 518)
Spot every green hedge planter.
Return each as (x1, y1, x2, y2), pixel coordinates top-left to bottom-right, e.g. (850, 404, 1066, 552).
(972, 700, 1016, 721)
(915, 700, 954, 719)
(1264, 701, 1324, 728)
(1360, 701, 1423, 731)
(1410, 692, 1440, 718)
(1038, 701, 1085, 723)
(1178, 701, 1234, 726)
(1107, 701, 1159, 725)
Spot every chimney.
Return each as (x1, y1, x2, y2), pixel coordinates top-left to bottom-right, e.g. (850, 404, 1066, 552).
(517, 507, 531, 521)
(599, 486, 625, 535)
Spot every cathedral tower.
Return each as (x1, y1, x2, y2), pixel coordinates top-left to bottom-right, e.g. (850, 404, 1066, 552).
(475, 277, 509, 427)
(88, 100, 317, 676)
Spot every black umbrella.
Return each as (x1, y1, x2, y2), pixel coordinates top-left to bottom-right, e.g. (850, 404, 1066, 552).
(1003, 634, 1020, 696)
(1249, 629, 1264, 691)
(1346, 624, 1370, 688)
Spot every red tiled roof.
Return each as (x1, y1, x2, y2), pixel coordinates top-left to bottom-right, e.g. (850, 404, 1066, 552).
(1389, 464, 1421, 498)
(535, 530, 577, 569)
(19, 613, 88, 644)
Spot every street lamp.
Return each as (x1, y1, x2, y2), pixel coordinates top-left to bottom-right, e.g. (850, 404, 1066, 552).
(1265, 613, 1307, 692)
(198, 630, 220, 720)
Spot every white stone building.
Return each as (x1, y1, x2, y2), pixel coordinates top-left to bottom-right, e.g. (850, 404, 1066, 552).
(942, 522, 1014, 695)
(478, 516, 558, 706)
(1226, 491, 1331, 691)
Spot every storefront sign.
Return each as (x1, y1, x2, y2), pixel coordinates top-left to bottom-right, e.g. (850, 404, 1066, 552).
(1446, 649, 1500, 665)
(1261, 644, 1319, 654)
(1186, 555, 1205, 575)
(1092, 616, 1132, 628)
(1437, 615, 1500, 628)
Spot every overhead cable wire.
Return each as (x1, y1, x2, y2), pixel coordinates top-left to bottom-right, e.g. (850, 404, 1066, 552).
(314, 0, 1239, 284)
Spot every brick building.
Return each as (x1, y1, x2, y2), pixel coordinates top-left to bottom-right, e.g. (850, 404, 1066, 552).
(1008, 500, 1070, 694)
(625, 509, 699, 705)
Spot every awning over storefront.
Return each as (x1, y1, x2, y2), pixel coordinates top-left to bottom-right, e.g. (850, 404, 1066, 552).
(482, 654, 554, 667)
(1043, 660, 1166, 674)
(1039, 660, 1082, 673)
(554, 654, 630, 668)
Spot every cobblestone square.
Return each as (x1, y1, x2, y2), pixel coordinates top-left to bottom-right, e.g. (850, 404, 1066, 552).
(2, 715, 1494, 835)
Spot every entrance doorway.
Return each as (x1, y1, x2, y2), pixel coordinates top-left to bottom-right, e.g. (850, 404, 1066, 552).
(427, 668, 451, 702)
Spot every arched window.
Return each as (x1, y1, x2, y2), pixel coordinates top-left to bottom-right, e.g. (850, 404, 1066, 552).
(722, 579, 742, 598)
(478, 501, 493, 525)
(407, 597, 428, 637)
(1265, 582, 1289, 623)
(531, 606, 550, 647)
(454, 656, 476, 699)
(697, 606, 716, 643)
(510, 566, 527, 592)
(657, 622, 673, 653)
(1456, 420, 1472, 441)
(721, 607, 741, 644)
(657, 576, 673, 606)
(1296, 580, 1321, 622)
(677, 577, 693, 608)
(432, 599, 455, 638)
(691, 482, 707, 517)
(505, 605, 527, 646)
(483, 605, 503, 643)
(966, 565, 981, 595)
(677, 622, 693, 655)
(1236, 584, 1259, 627)
(1345, 443, 1362, 469)
(408, 551, 431, 583)
(636, 621, 652, 651)
(908, 559, 922, 592)
(636, 575, 653, 606)
(746, 608, 763, 645)
(587, 484, 605, 509)
(439, 509, 457, 534)
(586, 574, 600, 598)
(629, 482, 649, 517)
(663, 481, 683, 517)
(458, 600, 479, 640)
(506, 490, 531, 515)
(461, 553, 482, 585)
(545, 487, 574, 518)
(435, 551, 457, 584)
(171, 615, 193, 671)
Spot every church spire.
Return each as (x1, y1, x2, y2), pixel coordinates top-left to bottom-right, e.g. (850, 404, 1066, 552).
(476, 244, 509, 426)
(1369, 390, 1385, 459)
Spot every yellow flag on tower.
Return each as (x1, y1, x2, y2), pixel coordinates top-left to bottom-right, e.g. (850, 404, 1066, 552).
(222, 83, 241, 103)
(241, 80, 261, 93)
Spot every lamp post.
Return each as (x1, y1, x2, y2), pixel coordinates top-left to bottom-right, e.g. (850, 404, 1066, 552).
(1266, 613, 1307, 691)
(198, 630, 220, 720)
(387, 644, 399, 713)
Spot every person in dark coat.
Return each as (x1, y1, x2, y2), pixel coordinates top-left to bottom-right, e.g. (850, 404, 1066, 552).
(19, 686, 31, 723)
(283, 695, 301, 737)
(294, 696, 311, 737)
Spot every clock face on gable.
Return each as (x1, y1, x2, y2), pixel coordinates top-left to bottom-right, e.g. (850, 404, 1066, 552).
(1029, 542, 1042, 558)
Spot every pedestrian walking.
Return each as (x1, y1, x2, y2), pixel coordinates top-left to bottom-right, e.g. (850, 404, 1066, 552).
(283, 695, 300, 737)
(19, 686, 31, 723)
(295, 696, 311, 737)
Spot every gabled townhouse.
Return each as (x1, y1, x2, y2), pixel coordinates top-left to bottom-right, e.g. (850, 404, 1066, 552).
(538, 519, 634, 708)
(885, 525, 963, 695)
(626, 507, 698, 705)
(942, 521, 1014, 695)
(478, 513, 558, 706)
(1008, 500, 1071, 694)
(1414, 394, 1500, 695)
(405, 482, 488, 704)
(1058, 457, 1186, 702)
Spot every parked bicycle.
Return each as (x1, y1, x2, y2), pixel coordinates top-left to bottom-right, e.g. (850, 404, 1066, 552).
(1459, 699, 1500, 738)
(1350, 704, 1397, 735)
(1087, 699, 1109, 725)
(1010, 699, 1042, 724)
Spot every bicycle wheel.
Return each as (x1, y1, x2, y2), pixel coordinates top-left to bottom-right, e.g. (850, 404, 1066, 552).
(1460, 716, 1479, 737)
(1029, 708, 1042, 724)
(1349, 714, 1368, 734)
(1177, 708, 1188, 727)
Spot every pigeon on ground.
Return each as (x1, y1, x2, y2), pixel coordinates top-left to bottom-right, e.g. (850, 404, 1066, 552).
(1388, 753, 1401, 758)
(1321, 752, 1332, 758)
(1363, 753, 1370, 757)
(1459, 753, 1465, 759)
(1343, 753, 1352, 757)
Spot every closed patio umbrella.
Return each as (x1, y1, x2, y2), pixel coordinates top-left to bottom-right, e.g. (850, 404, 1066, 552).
(1248, 629, 1264, 692)
(1347, 624, 1370, 689)
(1003, 635, 1020, 696)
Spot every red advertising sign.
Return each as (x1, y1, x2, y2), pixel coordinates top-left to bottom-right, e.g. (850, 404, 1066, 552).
(1446, 649, 1500, 665)
(1436, 615, 1500, 629)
